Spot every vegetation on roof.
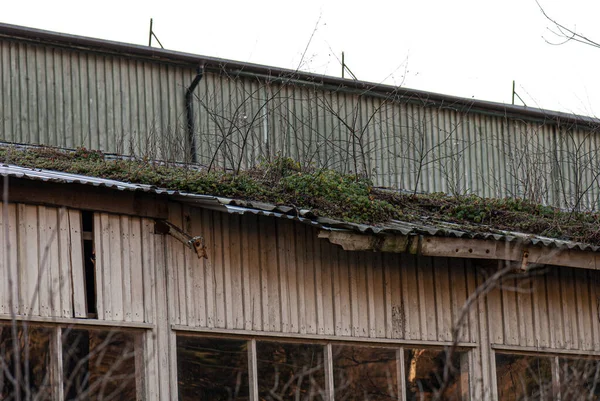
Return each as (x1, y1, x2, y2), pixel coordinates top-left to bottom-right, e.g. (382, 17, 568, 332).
(1, 146, 600, 245)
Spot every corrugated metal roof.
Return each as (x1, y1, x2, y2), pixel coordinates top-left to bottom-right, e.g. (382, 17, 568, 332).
(2, 163, 598, 253)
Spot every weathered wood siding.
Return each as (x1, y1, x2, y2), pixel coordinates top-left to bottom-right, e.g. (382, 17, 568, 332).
(486, 264, 600, 351)
(90, 212, 173, 400)
(0, 203, 85, 318)
(160, 205, 600, 400)
(166, 205, 475, 343)
(2, 200, 598, 400)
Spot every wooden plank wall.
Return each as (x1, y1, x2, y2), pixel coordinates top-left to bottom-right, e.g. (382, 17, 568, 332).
(161, 205, 600, 400)
(94, 213, 152, 323)
(167, 205, 476, 344)
(485, 263, 600, 351)
(92, 212, 171, 400)
(8, 204, 593, 400)
(0, 203, 85, 318)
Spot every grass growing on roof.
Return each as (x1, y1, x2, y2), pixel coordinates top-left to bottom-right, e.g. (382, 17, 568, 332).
(1, 146, 599, 245)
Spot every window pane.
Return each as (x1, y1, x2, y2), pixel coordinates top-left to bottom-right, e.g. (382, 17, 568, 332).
(0, 324, 53, 401)
(559, 357, 600, 400)
(177, 336, 250, 400)
(495, 353, 553, 401)
(257, 341, 326, 401)
(62, 328, 140, 401)
(332, 345, 399, 400)
(405, 348, 467, 401)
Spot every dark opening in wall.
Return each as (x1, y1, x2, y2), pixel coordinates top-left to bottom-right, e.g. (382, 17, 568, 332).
(81, 211, 97, 318)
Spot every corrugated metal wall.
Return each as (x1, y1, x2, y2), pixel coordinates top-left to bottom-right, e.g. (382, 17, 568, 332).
(193, 74, 600, 209)
(0, 38, 193, 160)
(0, 203, 85, 318)
(2, 37, 600, 209)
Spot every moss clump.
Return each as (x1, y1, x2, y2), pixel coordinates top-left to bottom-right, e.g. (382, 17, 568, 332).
(0, 147, 395, 224)
(1, 146, 600, 245)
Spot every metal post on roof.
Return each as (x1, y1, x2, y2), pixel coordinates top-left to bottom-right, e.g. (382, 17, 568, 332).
(341, 52, 358, 80)
(512, 80, 527, 107)
(512, 80, 515, 105)
(148, 18, 164, 49)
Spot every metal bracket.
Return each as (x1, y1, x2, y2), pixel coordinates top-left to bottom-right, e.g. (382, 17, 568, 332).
(154, 220, 208, 259)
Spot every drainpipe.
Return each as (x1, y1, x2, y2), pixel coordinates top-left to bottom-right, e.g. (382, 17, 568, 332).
(185, 65, 204, 164)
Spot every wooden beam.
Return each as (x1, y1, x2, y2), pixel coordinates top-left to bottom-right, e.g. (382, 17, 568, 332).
(171, 324, 477, 348)
(317, 230, 409, 252)
(416, 236, 522, 261)
(0, 177, 169, 219)
(318, 230, 600, 271)
(0, 314, 154, 329)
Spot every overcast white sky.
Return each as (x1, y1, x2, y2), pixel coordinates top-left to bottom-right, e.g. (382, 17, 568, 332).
(2, 0, 600, 116)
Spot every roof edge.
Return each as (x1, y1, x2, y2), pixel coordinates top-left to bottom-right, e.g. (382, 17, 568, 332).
(1, 22, 599, 127)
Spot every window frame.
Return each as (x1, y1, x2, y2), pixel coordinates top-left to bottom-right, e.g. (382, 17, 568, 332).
(175, 331, 472, 401)
(0, 319, 149, 401)
(491, 346, 600, 401)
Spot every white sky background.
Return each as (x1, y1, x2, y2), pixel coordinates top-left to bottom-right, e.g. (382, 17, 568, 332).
(2, 0, 600, 116)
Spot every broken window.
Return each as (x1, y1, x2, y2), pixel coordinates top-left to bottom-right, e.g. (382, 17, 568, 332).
(332, 345, 400, 400)
(177, 336, 250, 401)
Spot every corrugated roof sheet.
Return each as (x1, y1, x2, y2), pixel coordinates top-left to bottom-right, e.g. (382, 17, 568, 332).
(2, 163, 598, 253)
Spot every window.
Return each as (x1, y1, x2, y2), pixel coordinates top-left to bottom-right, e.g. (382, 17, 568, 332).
(558, 357, 600, 399)
(62, 328, 139, 400)
(257, 341, 326, 401)
(332, 345, 399, 400)
(0, 323, 144, 401)
(405, 348, 468, 401)
(495, 353, 553, 401)
(177, 336, 250, 401)
(176, 334, 470, 401)
(0, 325, 53, 400)
(495, 352, 600, 401)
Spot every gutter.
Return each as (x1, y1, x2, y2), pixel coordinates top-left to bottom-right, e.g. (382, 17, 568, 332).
(185, 66, 204, 163)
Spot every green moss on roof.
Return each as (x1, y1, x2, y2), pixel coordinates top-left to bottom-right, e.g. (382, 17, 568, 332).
(2, 146, 600, 245)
